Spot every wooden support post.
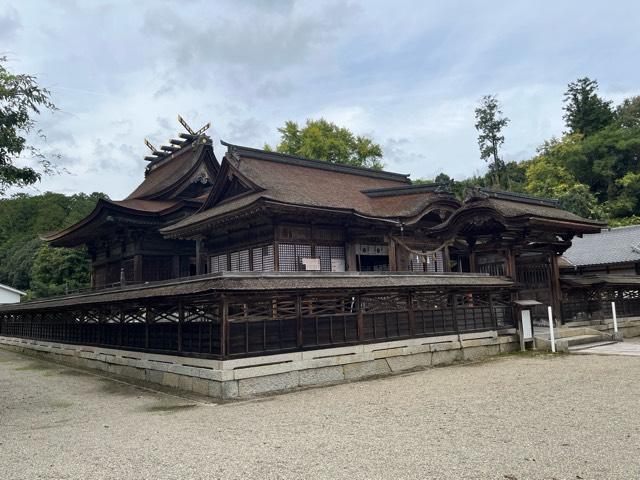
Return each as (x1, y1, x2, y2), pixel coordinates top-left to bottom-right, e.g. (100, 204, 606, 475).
(172, 255, 181, 280)
(450, 292, 460, 333)
(296, 294, 303, 348)
(407, 292, 416, 336)
(177, 301, 184, 353)
(356, 295, 364, 341)
(488, 293, 496, 329)
(346, 243, 358, 272)
(133, 254, 143, 283)
(195, 237, 203, 275)
(387, 236, 398, 272)
(145, 305, 152, 349)
(118, 307, 124, 347)
(220, 298, 228, 359)
(550, 253, 562, 326)
(505, 247, 517, 279)
(443, 246, 451, 273)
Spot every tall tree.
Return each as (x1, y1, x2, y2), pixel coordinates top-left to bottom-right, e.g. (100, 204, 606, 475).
(615, 96, 640, 129)
(266, 118, 384, 169)
(474, 95, 510, 188)
(563, 77, 613, 136)
(0, 56, 57, 195)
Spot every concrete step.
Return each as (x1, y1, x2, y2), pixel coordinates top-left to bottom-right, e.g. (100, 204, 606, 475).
(565, 334, 609, 347)
(569, 341, 619, 352)
(534, 331, 616, 352)
(564, 320, 600, 328)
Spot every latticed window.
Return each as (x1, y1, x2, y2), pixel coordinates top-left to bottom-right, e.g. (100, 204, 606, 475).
(252, 245, 275, 272)
(316, 245, 346, 272)
(210, 254, 228, 273)
(229, 251, 240, 271)
(238, 249, 250, 272)
(278, 244, 312, 271)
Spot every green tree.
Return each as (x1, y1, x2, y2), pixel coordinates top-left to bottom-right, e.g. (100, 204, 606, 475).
(266, 118, 384, 169)
(0, 192, 106, 295)
(525, 146, 602, 219)
(0, 56, 57, 194)
(28, 244, 91, 298)
(615, 96, 640, 129)
(563, 77, 613, 135)
(474, 95, 510, 187)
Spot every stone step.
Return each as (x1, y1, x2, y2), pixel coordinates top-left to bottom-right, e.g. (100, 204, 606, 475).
(564, 320, 600, 328)
(565, 334, 609, 347)
(568, 341, 619, 352)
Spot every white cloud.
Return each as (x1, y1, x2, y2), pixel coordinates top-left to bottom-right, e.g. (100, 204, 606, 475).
(3, 0, 640, 198)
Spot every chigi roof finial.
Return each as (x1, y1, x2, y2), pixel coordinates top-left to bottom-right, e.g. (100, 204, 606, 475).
(178, 115, 211, 137)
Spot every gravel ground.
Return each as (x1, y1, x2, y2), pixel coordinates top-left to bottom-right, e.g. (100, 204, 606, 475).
(1, 348, 640, 480)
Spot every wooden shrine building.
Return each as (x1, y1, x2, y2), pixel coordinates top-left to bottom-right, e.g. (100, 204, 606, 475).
(0, 119, 614, 374)
(159, 142, 603, 322)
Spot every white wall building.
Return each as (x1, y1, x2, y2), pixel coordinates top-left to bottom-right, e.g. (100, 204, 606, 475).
(0, 284, 26, 304)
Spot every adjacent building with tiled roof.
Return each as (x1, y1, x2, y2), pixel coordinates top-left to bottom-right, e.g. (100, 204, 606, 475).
(561, 225, 640, 275)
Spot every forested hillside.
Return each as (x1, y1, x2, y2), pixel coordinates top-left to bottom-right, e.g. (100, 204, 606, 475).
(0, 192, 106, 298)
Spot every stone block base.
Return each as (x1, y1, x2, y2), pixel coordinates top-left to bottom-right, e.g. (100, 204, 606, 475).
(0, 332, 518, 400)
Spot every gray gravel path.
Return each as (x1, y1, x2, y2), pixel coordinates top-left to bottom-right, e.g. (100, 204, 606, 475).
(1, 347, 639, 480)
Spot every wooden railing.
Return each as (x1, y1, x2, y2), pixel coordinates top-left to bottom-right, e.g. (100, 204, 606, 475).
(0, 289, 515, 360)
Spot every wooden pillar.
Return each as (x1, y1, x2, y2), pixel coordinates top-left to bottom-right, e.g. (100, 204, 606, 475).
(387, 236, 398, 271)
(172, 255, 181, 279)
(356, 295, 364, 340)
(443, 246, 451, 273)
(273, 240, 280, 271)
(346, 243, 358, 272)
(118, 307, 124, 347)
(467, 238, 476, 273)
(550, 253, 562, 326)
(133, 254, 143, 283)
(407, 292, 416, 336)
(296, 294, 303, 348)
(195, 237, 203, 275)
(220, 298, 228, 359)
(145, 305, 152, 349)
(505, 247, 517, 279)
(468, 251, 476, 273)
(177, 301, 184, 353)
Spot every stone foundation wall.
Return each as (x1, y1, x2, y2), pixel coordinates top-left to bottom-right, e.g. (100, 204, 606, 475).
(594, 317, 640, 338)
(0, 332, 519, 400)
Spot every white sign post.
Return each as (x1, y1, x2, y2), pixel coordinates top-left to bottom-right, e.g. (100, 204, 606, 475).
(611, 301, 618, 333)
(547, 306, 556, 353)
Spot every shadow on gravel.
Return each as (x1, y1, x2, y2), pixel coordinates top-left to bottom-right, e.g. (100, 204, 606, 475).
(97, 377, 143, 396)
(15, 361, 58, 372)
(143, 404, 199, 413)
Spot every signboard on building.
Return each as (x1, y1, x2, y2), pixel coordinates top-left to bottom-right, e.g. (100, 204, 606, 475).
(331, 259, 346, 272)
(301, 258, 321, 271)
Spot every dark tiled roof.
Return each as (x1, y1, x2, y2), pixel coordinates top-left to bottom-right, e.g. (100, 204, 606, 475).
(562, 225, 640, 267)
(0, 272, 514, 312)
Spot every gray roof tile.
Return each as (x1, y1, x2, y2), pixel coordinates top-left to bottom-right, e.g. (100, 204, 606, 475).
(562, 225, 640, 267)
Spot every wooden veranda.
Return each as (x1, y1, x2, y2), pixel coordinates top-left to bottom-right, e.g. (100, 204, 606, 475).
(0, 272, 516, 360)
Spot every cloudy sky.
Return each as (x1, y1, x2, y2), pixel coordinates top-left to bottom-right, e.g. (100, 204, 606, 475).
(2, 0, 639, 199)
